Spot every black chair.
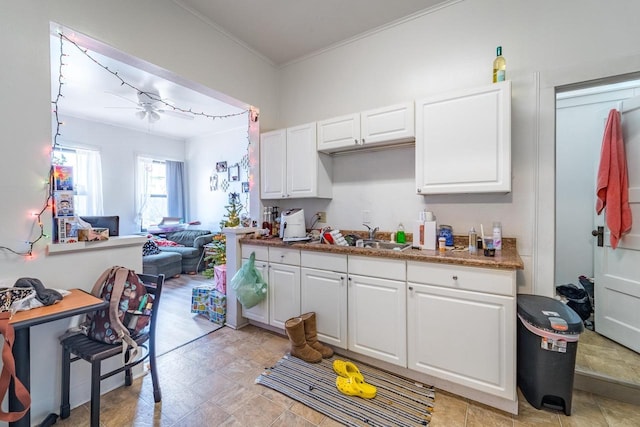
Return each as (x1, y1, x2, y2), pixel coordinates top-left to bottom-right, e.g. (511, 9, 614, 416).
(59, 273, 164, 427)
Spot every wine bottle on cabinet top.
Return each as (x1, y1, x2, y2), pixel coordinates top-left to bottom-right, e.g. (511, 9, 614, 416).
(493, 46, 506, 83)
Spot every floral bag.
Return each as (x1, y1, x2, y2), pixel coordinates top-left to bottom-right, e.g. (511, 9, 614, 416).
(0, 287, 35, 422)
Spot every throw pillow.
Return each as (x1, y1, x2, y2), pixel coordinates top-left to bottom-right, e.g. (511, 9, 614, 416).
(142, 240, 161, 256)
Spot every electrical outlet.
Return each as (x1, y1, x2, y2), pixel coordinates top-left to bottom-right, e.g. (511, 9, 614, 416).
(317, 211, 327, 223)
(362, 210, 371, 224)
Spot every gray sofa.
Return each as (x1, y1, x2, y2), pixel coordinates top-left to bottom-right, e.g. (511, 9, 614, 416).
(143, 251, 182, 278)
(159, 229, 214, 274)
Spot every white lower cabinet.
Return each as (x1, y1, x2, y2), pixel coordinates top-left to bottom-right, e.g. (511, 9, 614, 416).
(238, 243, 518, 412)
(268, 262, 301, 329)
(241, 257, 270, 324)
(347, 256, 407, 367)
(241, 245, 301, 330)
(241, 244, 270, 324)
(407, 261, 516, 401)
(300, 251, 348, 349)
(301, 267, 346, 348)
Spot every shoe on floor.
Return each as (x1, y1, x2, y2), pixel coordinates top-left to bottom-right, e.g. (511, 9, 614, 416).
(333, 359, 364, 382)
(335, 375, 376, 399)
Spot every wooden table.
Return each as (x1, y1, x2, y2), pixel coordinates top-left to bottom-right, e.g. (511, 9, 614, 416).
(8, 289, 107, 427)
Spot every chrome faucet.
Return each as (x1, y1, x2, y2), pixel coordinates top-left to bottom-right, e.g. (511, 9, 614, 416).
(363, 223, 379, 240)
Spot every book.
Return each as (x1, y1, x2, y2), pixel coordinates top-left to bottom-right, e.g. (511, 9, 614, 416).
(54, 165, 74, 191)
(54, 191, 75, 217)
(57, 216, 79, 243)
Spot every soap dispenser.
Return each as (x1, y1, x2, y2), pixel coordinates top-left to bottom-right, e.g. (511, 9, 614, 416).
(396, 223, 406, 244)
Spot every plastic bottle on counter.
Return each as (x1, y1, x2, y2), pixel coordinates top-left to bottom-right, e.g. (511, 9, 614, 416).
(396, 223, 406, 244)
(413, 211, 426, 248)
(492, 221, 502, 250)
(469, 227, 477, 254)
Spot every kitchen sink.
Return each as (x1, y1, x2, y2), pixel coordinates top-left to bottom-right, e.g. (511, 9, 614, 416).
(362, 239, 412, 251)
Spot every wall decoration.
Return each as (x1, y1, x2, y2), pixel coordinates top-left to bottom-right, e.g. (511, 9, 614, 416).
(228, 163, 240, 182)
(241, 181, 249, 193)
(209, 174, 219, 191)
(240, 153, 250, 170)
(216, 161, 228, 173)
(221, 179, 229, 192)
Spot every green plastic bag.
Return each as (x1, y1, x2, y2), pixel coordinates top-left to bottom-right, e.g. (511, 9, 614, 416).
(230, 252, 268, 309)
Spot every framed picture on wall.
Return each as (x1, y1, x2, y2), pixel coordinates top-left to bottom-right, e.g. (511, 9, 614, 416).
(241, 181, 249, 193)
(216, 161, 227, 173)
(228, 163, 240, 182)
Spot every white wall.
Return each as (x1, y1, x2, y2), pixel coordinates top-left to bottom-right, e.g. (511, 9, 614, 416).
(0, 1, 278, 422)
(186, 116, 252, 233)
(274, 0, 640, 294)
(58, 115, 186, 234)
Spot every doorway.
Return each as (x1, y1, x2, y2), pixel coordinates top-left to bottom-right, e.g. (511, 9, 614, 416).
(49, 23, 259, 235)
(555, 79, 640, 389)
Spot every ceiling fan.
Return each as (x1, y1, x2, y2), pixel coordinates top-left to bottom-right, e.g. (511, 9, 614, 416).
(106, 90, 194, 123)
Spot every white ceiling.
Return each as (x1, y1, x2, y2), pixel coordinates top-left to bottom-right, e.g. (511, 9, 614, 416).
(174, 0, 451, 66)
(51, 1, 449, 139)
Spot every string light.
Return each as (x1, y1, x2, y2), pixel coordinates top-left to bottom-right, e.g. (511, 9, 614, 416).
(58, 33, 249, 122)
(2, 31, 255, 257)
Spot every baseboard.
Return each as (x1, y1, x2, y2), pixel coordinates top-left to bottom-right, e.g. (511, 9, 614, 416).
(574, 369, 640, 406)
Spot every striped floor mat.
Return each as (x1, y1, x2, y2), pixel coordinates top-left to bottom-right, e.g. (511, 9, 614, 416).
(256, 354, 434, 426)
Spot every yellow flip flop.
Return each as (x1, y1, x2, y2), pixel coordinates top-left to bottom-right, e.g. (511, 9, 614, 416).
(332, 359, 364, 382)
(336, 376, 377, 399)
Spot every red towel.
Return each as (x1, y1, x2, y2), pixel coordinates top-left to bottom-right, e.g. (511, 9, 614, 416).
(595, 109, 632, 249)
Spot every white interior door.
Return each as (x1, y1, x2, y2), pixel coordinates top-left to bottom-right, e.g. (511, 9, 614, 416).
(594, 95, 640, 353)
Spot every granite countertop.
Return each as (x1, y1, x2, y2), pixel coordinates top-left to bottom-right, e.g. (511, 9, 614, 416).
(240, 233, 524, 271)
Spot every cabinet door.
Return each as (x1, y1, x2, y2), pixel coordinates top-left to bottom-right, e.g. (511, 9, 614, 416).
(301, 267, 347, 349)
(260, 129, 286, 199)
(361, 102, 415, 148)
(407, 282, 515, 400)
(268, 262, 301, 329)
(415, 81, 511, 194)
(241, 258, 269, 324)
(317, 113, 360, 153)
(286, 123, 319, 198)
(347, 274, 406, 367)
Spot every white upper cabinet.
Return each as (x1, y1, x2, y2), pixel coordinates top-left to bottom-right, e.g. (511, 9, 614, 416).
(317, 113, 360, 152)
(415, 81, 511, 194)
(261, 123, 332, 199)
(260, 129, 286, 199)
(317, 102, 415, 153)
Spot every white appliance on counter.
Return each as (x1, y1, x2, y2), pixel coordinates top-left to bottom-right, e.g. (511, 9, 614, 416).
(279, 208, 308, 242)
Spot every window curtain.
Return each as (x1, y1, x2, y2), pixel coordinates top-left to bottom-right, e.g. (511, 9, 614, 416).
(75, 148, 103, 215)
(135, 156, 153, 229)
(166, 160, 186, 221)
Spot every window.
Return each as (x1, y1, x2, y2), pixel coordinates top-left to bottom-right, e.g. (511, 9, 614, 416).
(52, 146, 103, 216)
(136, 157, 168, 230)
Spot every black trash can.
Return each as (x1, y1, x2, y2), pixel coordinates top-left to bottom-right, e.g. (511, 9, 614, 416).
(517, 294, 584, 415)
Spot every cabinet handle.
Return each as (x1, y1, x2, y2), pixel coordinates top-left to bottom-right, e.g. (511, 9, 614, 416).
(354, 139, 358, 145)
(452, 275, 458, 281)
(417, 188, 422, 193)
(340, 276, 344, 280)
(361, 138, 365, 144)
(408, 286, 413, 291)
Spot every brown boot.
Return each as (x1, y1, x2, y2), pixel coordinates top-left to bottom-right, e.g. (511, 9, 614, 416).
(285, 317, 322, 363)
(300, 312, 334, 358)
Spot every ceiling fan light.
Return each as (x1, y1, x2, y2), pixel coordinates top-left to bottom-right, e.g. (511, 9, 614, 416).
(149, 111, 161, 123)
(135, 110, 146, 120)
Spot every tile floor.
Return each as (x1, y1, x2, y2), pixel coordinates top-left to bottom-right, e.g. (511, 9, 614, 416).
(576, 328, 640, 386)
(56, 325, 640, 427)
